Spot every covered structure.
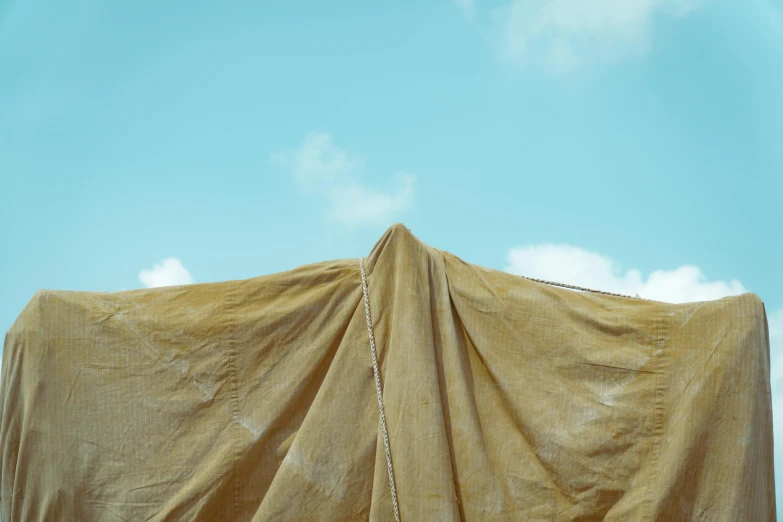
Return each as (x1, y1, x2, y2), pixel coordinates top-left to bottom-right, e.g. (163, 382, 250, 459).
(0, 224, 776, 520)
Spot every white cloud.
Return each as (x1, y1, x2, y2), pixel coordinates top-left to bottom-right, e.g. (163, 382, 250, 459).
(756, 0, 783, 30)
(275, 132, 415, 227)
(138, 258, 194, 288)
(486, 0, 703, 71)
(505, 243, 744, 303)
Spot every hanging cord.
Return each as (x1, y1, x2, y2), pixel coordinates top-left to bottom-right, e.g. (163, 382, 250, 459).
(360, 258, 401, 522)
(358, 260, 639, 522)
(520, 276, 642, 300)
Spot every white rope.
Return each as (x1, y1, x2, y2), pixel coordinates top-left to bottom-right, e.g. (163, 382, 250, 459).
(360, 258, 401, 522)
(520, 276, 643, 300)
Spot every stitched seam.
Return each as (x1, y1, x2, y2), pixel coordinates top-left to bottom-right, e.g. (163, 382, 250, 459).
(227, 282, 241, 521)
(644, 312, 667, 521)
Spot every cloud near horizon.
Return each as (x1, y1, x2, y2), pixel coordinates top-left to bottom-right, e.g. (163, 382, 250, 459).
(138, 257, 194, 288)
(505, 241, 781, 497)
(505, 243, 745, 303)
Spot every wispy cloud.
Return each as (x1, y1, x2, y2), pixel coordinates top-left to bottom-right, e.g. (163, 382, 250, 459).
(327, 173, 415, 227)
(477, 0, 703, 71)
(274, 132, 415, 227)
(454, 0, 474, 19)
(138, 257, 194, 288)
(285, 131, 363, 192)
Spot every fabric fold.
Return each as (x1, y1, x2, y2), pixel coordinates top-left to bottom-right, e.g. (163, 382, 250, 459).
(0, 223, 775, 521)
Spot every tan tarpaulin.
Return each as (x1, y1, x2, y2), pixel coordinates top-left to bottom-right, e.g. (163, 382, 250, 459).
(0, 224, 776, 521)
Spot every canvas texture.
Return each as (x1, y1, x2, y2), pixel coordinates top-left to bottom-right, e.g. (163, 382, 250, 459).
(0, 224, 776, 521)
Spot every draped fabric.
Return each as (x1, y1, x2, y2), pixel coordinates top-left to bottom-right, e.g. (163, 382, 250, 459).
(1, 224, 775, 520)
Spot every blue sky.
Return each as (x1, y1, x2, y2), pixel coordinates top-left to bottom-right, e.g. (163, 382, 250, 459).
(2, 0, 782, 512)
